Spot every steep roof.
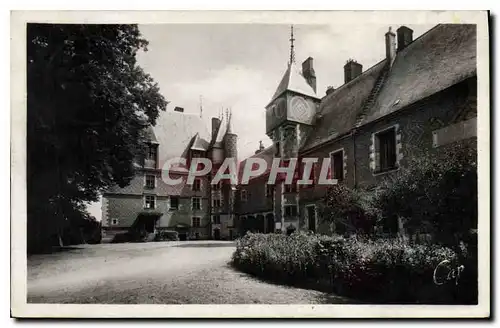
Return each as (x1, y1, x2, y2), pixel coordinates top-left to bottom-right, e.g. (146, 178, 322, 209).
(238, 145, 276, 183)
(190, 133, 209, 151)
(359, 24, 477, 126)
(301, 60, 387, 151)
(152, 110, 210, 168)
(301, 24, 477, 152)
(269, 62, 320, 105)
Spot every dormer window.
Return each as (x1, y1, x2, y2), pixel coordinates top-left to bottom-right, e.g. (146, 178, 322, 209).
(145, 144, 158, 168)
(192, 178, 202, 191)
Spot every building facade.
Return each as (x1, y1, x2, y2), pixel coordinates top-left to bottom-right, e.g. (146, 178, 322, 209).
(236, 24, 477, 236)
(102, 107, 238, 241)
(103, 24, 477, 241)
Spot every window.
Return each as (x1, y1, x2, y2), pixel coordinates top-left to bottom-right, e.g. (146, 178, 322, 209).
(212, 199, 221, 208)
(192, 217, 201, 228)
(145, 145, 158, 168)
(284, 205, 298, 217)
(144, 195, 156, 209)
(331, 150, 344, 182)
(212, 215, 221, 224)
(192, 197, 201, 210)
(170, 196, 179, 210)
(111, 218, 118, 225)
(241, 190, 247, 202)
(145, 175, 156, 188)
(192, 179, 201, 191)
(265, 185, 274, 198)
(212, 181, 221, 191)
(284, 183, 297, 193)
(376, 127, 397, 172)
(147, 145, 157, 160)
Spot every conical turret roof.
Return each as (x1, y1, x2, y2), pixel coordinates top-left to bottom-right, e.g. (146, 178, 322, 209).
(268, 62, 319, 106)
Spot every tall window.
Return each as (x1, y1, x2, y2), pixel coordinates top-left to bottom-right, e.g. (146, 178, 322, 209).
(192, 178, 201, 191)
(145, 175, 156, 188)
(265, 185, 274, 198)
(145, 145, 157, 168)
(240, 190, 247, 202)
(284, 183, 297, 193)
(212, 199, 221, 208)
(284, 205, 298, 217)
(144, 195, 156, 209)
(376, 127, 397, 172)
(192, 217, 201, 228)
(170, 196, 179, 210)
(212, 215, 221, 224)
(331, 150, 344, 182)
(192, 197, 201, 210)
(212, 181, 221, 191)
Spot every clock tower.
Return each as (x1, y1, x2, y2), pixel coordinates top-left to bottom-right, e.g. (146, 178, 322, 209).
(265, 26, 321, 233)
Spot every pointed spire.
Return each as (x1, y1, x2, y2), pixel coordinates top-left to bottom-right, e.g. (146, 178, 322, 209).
(199, 95, 203, 118)
(289, 25, 296, 65)
(226, 108, 233, 134)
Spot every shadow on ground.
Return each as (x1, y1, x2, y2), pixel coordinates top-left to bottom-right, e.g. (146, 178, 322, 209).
(174, 242, 236, 248)
(224, 262, 360, 304)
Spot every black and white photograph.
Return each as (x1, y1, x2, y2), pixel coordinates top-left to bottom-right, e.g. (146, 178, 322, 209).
(10, 10, 490, 318)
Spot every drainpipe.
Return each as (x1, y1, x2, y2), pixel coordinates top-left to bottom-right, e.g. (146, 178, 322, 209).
(352, 130, 357, 188)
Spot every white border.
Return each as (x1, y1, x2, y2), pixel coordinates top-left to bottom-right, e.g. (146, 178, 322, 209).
(11, 10, 490, 318)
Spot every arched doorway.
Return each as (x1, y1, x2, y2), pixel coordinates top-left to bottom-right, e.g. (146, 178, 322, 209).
(265, 213, 275, 233)
(256, 215, 265, 233)
(247, 216, 255, 233)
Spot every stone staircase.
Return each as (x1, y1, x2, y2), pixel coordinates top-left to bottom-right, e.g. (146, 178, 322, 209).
(355, 64, 391, 127)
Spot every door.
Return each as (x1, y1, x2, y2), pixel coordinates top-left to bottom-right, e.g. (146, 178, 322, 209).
(213, 228, 221, 240)
(307, 206, 316, 232)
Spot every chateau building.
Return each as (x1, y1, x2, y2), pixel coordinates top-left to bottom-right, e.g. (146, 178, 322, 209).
(102, 107, 238, 241)
(102, 24, 477, 240)
(235, 24, 477, 236)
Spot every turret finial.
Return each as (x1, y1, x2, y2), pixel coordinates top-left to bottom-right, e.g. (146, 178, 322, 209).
(289, 25, 296, 65)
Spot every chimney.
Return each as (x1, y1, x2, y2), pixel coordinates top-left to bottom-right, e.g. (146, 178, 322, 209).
(257, 140, 265, 153)
(344, 59, 363, 84)
(397, 26, 413, 51)
(326, 86, 335, 95)
(385, 27, 396, 65)
(302, 57, 317, 93)
(211, 117, 221, 142)
(174, 106, 184, 113)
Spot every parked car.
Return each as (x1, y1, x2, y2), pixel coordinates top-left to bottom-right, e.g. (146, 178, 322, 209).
(154, 230, 180, 242)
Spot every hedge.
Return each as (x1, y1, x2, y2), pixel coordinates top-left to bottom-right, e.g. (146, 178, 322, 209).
(232, 232, 476, 304)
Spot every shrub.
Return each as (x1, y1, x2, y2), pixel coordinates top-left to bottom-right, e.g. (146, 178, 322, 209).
(321, 184, 378, 235)
(232, 232, 473, 303)
(372, 142, 477, 247)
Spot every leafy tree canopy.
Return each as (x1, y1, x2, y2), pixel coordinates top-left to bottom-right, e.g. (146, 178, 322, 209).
(27, 24, 167, 250)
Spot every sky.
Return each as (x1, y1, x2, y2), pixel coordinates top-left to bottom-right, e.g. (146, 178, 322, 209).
(86, 23, 435, 220)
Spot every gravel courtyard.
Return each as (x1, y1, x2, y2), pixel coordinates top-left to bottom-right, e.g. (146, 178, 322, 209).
(27, 241, 351, 304)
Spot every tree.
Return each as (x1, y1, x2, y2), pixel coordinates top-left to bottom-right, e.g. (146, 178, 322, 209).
(372, 142, 477, 247)
(321, 184, 378, 235)
(27, 24, 167, 252)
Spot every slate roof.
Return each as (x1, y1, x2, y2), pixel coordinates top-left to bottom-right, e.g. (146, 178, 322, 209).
(301, 24, 477, 152)
(238, 145, 276, 182)
(301, 60, 387, 151)
(190, 133, 210, 151)
(360, 24, 477, 126)
(268, 62, 320, 106)
(152, 110, 210, 168)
